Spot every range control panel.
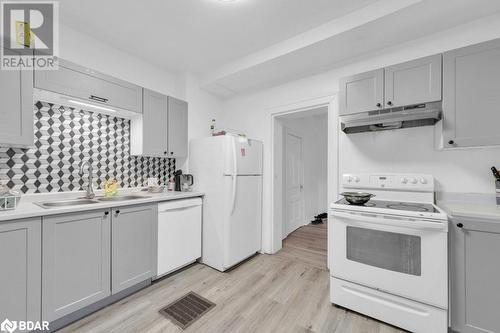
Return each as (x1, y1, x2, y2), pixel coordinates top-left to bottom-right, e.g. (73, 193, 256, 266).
(342, 173, 434, 192)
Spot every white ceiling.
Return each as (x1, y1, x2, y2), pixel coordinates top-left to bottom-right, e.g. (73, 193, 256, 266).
(60, 0, 500, 98)
(60, 0, 378, 73)
(202, 0, 500, 96)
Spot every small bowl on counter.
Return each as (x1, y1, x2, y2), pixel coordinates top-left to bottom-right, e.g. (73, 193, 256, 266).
(340, 192, 375, 205)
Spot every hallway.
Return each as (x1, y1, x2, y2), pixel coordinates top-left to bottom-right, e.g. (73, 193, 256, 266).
(280, 222, 328, 270)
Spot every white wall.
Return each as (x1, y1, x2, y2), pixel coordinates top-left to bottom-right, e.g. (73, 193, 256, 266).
(281, 113, 328, 225)
(176, 73, 224, 171)
(59, 25, 224, 173)
(60, 24, 180, 97)
(221, 13, 500, 253)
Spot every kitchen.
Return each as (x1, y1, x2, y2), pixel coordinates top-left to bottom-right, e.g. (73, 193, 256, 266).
(1, 1, 500, 332)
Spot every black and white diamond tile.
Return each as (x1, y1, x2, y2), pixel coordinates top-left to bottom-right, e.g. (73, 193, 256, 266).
(0, 101, 176, 194)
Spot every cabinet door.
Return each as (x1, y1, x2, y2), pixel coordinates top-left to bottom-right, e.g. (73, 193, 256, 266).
(443, 38, 500, 148)
(136, 89, 168, 157)
(0, 47, 34, 147)
(0, 219, 41, 327)
(384, 54, 442, 108)
(112, 204, 155, 294)
(35, 59, 142, 113)
(42, 210, 111, 322)
(450, 218, 500, 333)
(167, 96, 188, 158)
(339, 69, 384, 115)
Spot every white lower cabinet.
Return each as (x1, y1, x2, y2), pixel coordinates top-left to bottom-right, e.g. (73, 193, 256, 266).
(42, 210, 111, 322)
(112, 204, 155, 294)
(156, 198, 202, 278)
(450, 217, 500, 333)
(0, 218, 41, 330)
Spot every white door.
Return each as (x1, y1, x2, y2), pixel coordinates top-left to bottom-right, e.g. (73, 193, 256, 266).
(224, 175, 262, 269)
(285, 130, 304, 238)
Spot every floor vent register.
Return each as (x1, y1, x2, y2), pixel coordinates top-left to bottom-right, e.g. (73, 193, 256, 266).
(159, 292, 216, 329)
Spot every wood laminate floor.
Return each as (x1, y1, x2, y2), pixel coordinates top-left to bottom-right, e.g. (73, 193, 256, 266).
(60, 223, 405, 333)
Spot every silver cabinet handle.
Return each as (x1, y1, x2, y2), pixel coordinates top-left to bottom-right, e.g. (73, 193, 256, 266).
(89, 95, 109, 103)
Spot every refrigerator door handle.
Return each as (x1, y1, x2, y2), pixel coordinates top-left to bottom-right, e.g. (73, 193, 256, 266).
(230, 138, 238, 215)
(232, 137, 238, 175)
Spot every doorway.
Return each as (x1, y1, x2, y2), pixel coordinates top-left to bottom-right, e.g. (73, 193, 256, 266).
(273, 106, 329, 248)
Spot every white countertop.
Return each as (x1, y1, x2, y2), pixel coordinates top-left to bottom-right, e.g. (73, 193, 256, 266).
(437, 192, 500, 222)
(0, 188, 204, 222)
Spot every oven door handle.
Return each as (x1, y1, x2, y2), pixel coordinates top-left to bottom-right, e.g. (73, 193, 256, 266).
(330, 210, 447, 231)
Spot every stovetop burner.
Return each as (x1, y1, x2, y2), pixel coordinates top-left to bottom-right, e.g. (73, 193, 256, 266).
(335, 198, 439, 213)
(386, 203, 429, 212)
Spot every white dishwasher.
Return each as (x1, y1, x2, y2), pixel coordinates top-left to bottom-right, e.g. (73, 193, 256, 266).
(156, 198, 202, 279)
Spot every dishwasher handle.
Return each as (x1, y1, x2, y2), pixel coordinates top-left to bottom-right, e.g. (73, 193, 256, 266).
(158, 204, 201, 213)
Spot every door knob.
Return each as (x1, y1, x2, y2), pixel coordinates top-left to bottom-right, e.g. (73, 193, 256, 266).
(376, 103, 381, 107)
(456, 223, 463, 228)
(387, 101, 393, 106)
(448, 140, 455, 145)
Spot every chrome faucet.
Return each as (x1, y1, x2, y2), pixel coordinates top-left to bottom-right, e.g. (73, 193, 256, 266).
(79, 160, 95, 199)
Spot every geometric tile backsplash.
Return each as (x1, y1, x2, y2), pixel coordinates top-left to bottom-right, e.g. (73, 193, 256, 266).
(0, 101, 176, 194)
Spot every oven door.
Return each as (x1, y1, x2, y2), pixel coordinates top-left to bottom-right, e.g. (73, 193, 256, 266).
(330, 209, 448, 309)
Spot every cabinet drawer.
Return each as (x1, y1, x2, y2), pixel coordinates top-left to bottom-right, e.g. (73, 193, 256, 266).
(35, 60, 142, 113)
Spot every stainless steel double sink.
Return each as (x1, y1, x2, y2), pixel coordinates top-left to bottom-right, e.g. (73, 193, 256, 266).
(35, 195, 151, 209)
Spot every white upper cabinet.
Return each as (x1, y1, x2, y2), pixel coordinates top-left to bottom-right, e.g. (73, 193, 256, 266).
(0, 47, 34, 147)
(133, 89, 168, 157)
(131, 90, 188, 158)
(35, 59, 143, 113)
(339, 55, 442, 116)
(167, 97, 188, 158)
(384, 54, 442, 108)
(339, 69, 384, 115)
(443, 38, 500, 148)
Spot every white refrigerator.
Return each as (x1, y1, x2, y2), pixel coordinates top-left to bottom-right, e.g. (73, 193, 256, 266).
(189, 135, 263, 272)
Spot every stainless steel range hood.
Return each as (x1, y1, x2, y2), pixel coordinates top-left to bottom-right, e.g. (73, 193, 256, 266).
(340, 102, 442, 134)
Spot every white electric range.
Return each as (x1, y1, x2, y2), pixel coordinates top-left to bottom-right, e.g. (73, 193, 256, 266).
(329, 173, 448, 333)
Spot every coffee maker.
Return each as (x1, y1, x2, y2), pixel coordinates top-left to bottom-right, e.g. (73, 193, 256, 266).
(174, 170, 194, 192)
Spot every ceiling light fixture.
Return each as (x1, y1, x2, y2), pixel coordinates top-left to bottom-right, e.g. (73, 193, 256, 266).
(67, 100, 117, 113)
